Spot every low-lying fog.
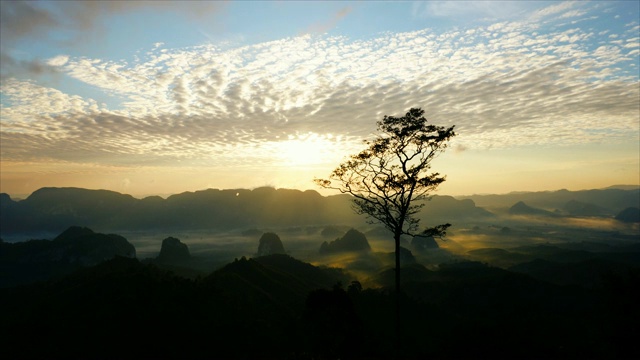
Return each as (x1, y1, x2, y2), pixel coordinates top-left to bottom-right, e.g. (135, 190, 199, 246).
(116, 212, 638, 286)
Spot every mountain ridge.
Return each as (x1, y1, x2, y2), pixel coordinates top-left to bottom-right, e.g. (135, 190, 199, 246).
(0, 186, 493, 236)
(460, 187, 640, 212)
(2, 185, 638, 237)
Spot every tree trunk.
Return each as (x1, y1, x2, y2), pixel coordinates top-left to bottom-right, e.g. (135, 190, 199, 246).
(395, 233, 401, 295)
(394, 231, 401, 358)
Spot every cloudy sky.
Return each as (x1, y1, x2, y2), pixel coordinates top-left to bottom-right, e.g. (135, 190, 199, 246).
(1, 1, 638, 198)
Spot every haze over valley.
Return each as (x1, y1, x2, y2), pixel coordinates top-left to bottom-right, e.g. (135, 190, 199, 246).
(2, 185, 638, 283)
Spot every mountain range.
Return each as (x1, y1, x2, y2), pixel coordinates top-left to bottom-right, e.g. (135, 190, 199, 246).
(461, 187, 640, 213)
(0, 186, 491, 236)
(3, 186, 636, 237)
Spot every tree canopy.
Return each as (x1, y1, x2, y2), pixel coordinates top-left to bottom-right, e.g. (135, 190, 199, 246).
(315, 108, 456, 242)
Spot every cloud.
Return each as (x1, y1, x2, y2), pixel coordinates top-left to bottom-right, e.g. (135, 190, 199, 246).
(46, 55, 70, 67)
(0, 1, 225, 77)
(530, 1, 577, 20)
(559, 9, 588, 19)
(0, 1, 58, 44)
(0, 1, 223, 43)
(0, 54, 60, 80)
(1, 6, 638, 170)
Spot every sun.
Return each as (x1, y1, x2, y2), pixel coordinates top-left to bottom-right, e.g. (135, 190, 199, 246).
(273, 134, 335, 167)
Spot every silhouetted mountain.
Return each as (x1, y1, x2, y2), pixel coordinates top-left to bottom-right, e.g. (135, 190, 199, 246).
(3, 186, 638, 238)
(374, 260, 527, 288)
(615, 207, 640, 223)
(605, 184, 640, 190)
(463, 187, 639, 214)
(1, 186, 502, 236)
(54, 225, 95, 240)
(0, 226, 136, 287)
(256, 232, 286, 256)
(563, 200, 611, 216)
(0, 187, 136, 235)
(411, 235, 439, 252)
(418, 195, 495, 224)
(509, 201, 556, 216)
(509, 258, 637, 288)
(321, 225, 351, 238)
(0, 193, 15, 212)
(157, 236, 191, 264)
(206, 254, 349, 317)
(466, 247, 532, 268)
(53, 226, 136, 260)
(320, 228, 371, 254)
(0, 253, 354, 359)
(0, 257, 215, 359)
(467, 243, 640, 276)
(374, 262, 435, 286)
(160, 187, 356, 231)
(381, 246, 416, 266)
(1, 248, 639, 359)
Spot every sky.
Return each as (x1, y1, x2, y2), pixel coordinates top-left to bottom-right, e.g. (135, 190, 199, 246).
(1, 1, 638, 199)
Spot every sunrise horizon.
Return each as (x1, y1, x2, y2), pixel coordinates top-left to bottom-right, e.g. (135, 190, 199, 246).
(3, 181, 639, 202)
(1, 1, 639, 202)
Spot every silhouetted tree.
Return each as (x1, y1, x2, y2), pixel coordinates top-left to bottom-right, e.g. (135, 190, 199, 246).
(315, 108, 455, 355)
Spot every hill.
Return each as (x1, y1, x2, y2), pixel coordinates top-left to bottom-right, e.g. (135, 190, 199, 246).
(0, 186, 496, 236)
(0, 226, 135, 287)
(461, 187, 640, 214)
(3, 252, 637, 359)
(320, 228, 372, 254)
(157, 236, 191, 263)
(0, 254, 350, 359)
(509, 201, 556, 216)
(615, 207, 640, 223)
(207, 254, 349, 315)
(562, 200, 611, 217)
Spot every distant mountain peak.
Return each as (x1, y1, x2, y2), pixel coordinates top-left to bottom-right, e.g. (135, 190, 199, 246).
(157, 237, 191, 263)
(604, 184, 640, 191)
(54, 226, 95, 241)
(509, 201, 554, 216)
(257, 232, 286, 256)
(320, 228, 371, 254)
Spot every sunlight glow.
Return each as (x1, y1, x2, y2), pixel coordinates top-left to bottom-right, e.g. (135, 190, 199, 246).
(271, 133, 338, 167)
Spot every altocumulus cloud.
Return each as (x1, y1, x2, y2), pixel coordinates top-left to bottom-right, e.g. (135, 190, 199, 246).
(1, 2, 638, 169)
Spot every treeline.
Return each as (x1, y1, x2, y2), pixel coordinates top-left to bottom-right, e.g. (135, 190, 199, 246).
(1, 254, 638, 359)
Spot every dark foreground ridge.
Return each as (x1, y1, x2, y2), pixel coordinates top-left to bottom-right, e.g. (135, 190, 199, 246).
(2, 242, 639, 359)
